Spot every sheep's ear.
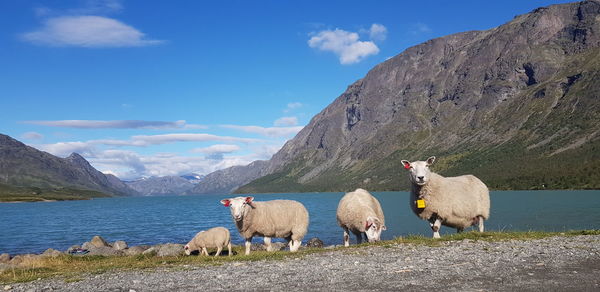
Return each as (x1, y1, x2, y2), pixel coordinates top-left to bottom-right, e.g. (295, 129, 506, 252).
(426, 156, 436, 166)
(401, 160, 411, 170)
(245, 196, 254, 203)
(382, 225, 387, 231)
(220, 199, 231, 207)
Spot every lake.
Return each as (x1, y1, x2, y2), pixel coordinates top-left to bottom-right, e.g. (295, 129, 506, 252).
(1, 190, 599, 255)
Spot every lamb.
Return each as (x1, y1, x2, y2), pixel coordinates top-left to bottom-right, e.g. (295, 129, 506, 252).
(336, 188, 386, 246)
(184, 227, 232, 257)
(220, 196, 309, 255)
(401, 156, 490, 238)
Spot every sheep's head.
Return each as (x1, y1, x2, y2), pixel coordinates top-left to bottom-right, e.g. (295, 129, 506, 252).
(401, 156, 435, 186)
(184, 244, 192, 255)
(221, 196, 254, 222)
(364, 216, 386, 242)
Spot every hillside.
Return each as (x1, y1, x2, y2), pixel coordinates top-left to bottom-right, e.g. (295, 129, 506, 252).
(236, 0, 600, 193)
(0, 134, 138, 200)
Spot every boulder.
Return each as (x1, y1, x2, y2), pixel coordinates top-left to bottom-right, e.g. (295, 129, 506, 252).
(250, 243, 266, 251)
(142, 246, 159, 256)
(82, 242, 94, 250)
(306, 238, 324, 248)
(42, 248, 63, 258)
(123, 246, 147, 256)
(271, 242, 287, 251)
(157, 244, 185, 257)
(0, 254, 10, 263)
(0, 263, 11, 272)
(90, 236, 110, 248)
(113, 240, 128, 251)
(9, 254, 38, 265)
(66, 245, 81, 253)
(86, 246, 123, 256)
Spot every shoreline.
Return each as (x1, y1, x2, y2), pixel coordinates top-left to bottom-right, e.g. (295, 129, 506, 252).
(2, 232, 599, 291)
(2, 188, 599, 203)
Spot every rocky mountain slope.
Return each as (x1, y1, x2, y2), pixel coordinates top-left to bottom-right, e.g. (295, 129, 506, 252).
(236, 0, 600, 193)
(187, 160, 268, 194)
(0, 134, 138, 198)
(126, 176, 195, 196)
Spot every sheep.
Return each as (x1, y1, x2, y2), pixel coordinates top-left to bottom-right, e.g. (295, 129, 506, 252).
(220, 196, 309, 255)
(336, 188, 386, 246)
(401, 156, 490, 238)
(184, 227, 232, 257)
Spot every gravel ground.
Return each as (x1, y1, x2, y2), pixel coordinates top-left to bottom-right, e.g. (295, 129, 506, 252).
(7, 235, 600, 292)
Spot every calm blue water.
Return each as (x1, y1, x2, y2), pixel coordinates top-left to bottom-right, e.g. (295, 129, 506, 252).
(1, 190, 599, 255)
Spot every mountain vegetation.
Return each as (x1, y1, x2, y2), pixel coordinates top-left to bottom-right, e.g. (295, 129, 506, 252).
(235, 0, 600, 193)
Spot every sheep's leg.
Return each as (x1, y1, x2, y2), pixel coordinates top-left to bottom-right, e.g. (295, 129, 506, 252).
(432, 219, 442, 239)
(290, 240, 301, 252)
(244, 238, 252, 255)
(227, 242, 232, 256)
(354, 232, 363, 244)
(201, 247, 208, 256)
(343, 227, 350, 247)
(215, 247, 222, 257)
(264, 237, 273, 252)
(457, 227, 464, 233)
(478, 216, 485, 232)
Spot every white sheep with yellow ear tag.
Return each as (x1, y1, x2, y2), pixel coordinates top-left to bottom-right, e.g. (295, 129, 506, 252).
(401, 156, 490, 238)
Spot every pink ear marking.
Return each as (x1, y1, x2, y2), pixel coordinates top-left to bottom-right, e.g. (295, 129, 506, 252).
(404, 163, 411, 170)
(365, 222, 372, 229)
(223, 200, 230, 207)
(245, 197, 253, 203)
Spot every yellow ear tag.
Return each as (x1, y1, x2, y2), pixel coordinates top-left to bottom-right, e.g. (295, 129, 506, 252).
(416, 199, 426, 209)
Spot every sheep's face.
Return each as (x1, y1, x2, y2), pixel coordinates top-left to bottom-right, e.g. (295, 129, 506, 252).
(402, 156, 435, 186)
(184, 244, 192, 255)
(221, 196, 254, 222)
(365, 216, 386, 242)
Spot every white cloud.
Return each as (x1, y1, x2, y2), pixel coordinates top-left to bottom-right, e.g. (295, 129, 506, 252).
(23, 119, 206, 130)
(369, 23, 387, 41)
(21, 131, 44, 141)
(410, 22, 432, 35)
(308, 27, 380, 64)
(21, 16, 163, 48)
(127, 133, 261, 146)
(87, 148, 276, 180)
(274, 116, 298, 127)
(284, 102, 303, 113)
(191, 144, 241, 154)
(221, 125, 304, 138)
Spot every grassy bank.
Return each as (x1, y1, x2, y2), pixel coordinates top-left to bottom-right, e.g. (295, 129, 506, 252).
(0, 184, 111, 202)
(2, 230, 598, 284)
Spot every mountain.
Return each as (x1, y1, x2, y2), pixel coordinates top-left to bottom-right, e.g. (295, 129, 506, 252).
(187, 160, 269, 194)
(236, 0, 600, 193)
(126, 176, 195, 196)
(0, 134, 138, 200)
(180, 173, 204, 184)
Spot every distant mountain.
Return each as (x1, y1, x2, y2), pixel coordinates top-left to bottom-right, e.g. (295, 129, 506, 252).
(0, 134, 139, 200)
(180, 173, 204, 184)
(126, 176, 196, 196)
(186, 160, 269, 194)
(233, 0, 600, 193)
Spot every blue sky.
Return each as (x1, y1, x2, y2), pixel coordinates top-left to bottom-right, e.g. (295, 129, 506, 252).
(0, 0, 573, 179)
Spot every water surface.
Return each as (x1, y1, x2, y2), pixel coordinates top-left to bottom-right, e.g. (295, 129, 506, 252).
(1, 190, 598, 255)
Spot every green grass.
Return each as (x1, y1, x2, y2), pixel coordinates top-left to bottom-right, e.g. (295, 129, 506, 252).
(0, 183, 111, 202)
(2, 230, 598, 284)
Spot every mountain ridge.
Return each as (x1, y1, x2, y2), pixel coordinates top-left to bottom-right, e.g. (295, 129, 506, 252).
(235, 0, 600, 193)
(0, 133, 138, 200)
